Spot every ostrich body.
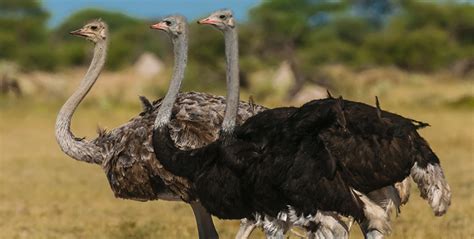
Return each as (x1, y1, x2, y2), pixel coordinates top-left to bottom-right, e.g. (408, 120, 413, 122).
(54, 19, 269, 239)
(152, 10, 451, 239)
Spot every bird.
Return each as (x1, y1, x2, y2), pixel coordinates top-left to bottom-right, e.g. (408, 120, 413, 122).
(192, 10, 415, 239)
(54, 18, 269, 239)
(152, 10, 451, 239)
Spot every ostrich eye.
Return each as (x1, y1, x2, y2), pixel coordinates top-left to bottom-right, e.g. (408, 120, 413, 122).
(219, 15, 226, 19)
(90, 26, 98, 30)
(164, 20, 172, 26)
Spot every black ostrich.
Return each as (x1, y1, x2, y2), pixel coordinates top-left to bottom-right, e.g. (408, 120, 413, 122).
(152, 10, 451, 239)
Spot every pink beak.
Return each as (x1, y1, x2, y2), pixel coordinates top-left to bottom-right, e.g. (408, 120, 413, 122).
(197, 18, 219, 25)
(150, 22, 167, 30)
(69, 29, 87, 37)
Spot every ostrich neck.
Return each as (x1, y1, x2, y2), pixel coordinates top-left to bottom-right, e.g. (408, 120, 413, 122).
(151, 30, 196, 179)
(154, 33, 188, 129)
(55, 40, 107, 164)
(221, 27, 240, 133)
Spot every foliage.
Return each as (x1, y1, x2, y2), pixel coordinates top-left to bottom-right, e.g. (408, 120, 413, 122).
(0, 0, 54, 71)
(0, 0, 473, 75)
(245, 0, 474, 73)
(17, 44, 58, 71)
(186, 23, 226, 87)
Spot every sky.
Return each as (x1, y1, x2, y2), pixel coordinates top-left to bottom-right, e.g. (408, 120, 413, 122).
(43, 0, 261, 27)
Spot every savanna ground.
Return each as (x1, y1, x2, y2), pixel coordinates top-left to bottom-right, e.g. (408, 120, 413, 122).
(0, 67, 473, 238)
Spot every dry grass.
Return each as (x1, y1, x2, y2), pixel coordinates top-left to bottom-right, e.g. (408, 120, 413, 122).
(0, 69, 473, 238)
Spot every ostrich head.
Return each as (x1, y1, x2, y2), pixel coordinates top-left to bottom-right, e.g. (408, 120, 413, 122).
(197, 9, 235, 30)
(150, 15, 187, 38)
(69, 19, 108, 43)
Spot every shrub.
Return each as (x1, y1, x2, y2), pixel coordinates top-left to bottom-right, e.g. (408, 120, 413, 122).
(17, 44, 58, 71)
(363, 26, 459, 71)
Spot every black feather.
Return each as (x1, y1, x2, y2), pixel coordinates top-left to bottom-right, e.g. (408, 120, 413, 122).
(326, 89, 334, 99)
(152, 97, 441, 224)
(139, 95, 153, 113)
(375, 96, 382, 120)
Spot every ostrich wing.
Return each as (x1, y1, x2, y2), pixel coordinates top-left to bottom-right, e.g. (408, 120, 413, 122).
(95, 91, 267, 201)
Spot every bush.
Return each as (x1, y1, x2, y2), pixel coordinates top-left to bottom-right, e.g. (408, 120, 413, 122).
(56, 41, 88, 66)
(2, 0, 473, 75)
(0, 33, 17, 59)
(363, 26, 459, 71)
(17, 44, 58, 71)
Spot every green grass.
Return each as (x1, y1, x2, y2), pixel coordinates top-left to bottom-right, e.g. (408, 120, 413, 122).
(1, 80, 473, 238)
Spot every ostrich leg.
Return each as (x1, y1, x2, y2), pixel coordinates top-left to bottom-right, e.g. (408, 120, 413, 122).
(190, 202, 219, 239)
(363, 230, 384, 239)
(235, 219, 257, 239)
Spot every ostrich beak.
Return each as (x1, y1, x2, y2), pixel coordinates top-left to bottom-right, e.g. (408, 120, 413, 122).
(69, 28, 88, 37)
(150, 22, 167, 30)
(197, 18, 218, 25)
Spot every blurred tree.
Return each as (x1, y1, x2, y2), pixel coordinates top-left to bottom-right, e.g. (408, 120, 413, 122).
(249, 0, 348, 98)
(400, 0, 474, 48)
(0, 0, 472, 78)
(363, 26, 458, 71)
(358, 0, 473, 71)
(0, 0, 49, 43)
(186, 22, 226, 91)
(0, 0, 56, 70)
(351, 0, 399, 27)
(245, 0, 474, 95)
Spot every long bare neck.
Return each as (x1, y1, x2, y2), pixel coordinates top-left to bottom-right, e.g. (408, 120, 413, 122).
(221, 27, 240, 133)
(55, 40, 107, 164)
(154, 32, 188, 129)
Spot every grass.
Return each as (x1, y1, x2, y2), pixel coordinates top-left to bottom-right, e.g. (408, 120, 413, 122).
(0, 69, 473, 238)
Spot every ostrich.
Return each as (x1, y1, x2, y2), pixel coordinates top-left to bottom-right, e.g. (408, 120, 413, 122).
(191, 10, 416, 239)
(152, 10, 451, 239)
(55, 19, 270, 239)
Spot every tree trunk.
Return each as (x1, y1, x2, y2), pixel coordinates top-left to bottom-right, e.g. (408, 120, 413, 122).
(284, 42, 307, 100)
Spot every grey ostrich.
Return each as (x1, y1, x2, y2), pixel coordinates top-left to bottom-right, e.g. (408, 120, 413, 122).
(54, 19, 267, 239)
